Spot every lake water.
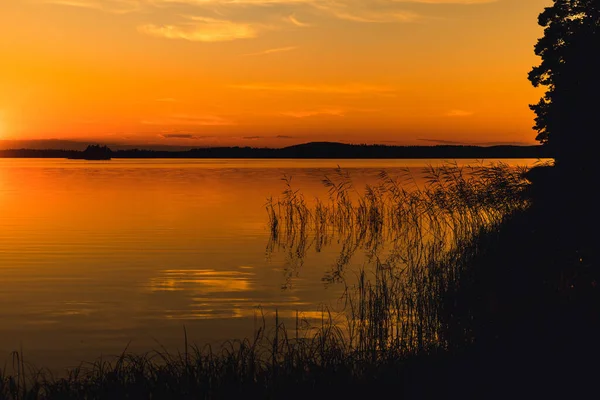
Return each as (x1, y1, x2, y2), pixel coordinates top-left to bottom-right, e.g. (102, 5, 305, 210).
(0, 158, 541, 372)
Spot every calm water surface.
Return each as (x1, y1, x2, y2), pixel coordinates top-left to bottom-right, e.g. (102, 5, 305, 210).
(0, 158, 541, 371)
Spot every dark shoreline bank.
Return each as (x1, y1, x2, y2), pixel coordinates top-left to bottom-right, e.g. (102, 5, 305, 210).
(0, 142, 550, 160)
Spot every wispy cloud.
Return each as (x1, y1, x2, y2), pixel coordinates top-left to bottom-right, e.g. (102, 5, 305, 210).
(445, 109, 474, 117)
(138, 16, 260, 42)
(330, 10, 417, 23)
(39, 0, 140, 13)
(281, 108, 345, 118)
(242, 46, 297, 56)
(143, 114, 236, 126)
(160, 133, 217, 139)
(418, 138, 533, 146)
(238, 134, 298, 140)
(230, 83, 394, 94)
(312, 3, 420, 23)
(286, 14, 311, 27)
(40, 0, 498, 42)
(417, 138, 466, 145)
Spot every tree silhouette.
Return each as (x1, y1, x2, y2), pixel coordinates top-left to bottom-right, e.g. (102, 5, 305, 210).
(83, 144, 112, 159)
(529, 0, 600, 173)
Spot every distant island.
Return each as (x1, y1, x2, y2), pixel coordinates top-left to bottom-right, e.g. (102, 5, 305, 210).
(67, 144, 112, 160)
(0, 142, 551, 159)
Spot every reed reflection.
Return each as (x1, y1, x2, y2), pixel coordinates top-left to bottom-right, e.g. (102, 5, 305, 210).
(266, 161, 537, 351)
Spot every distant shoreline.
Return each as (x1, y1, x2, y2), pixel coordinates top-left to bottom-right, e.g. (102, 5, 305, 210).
(0, 142, 551, 160)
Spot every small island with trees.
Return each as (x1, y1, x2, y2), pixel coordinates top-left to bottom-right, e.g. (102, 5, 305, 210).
(67, 144, 113, 160)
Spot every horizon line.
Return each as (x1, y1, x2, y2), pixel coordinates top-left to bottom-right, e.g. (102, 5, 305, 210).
(0, 139, 543, 151)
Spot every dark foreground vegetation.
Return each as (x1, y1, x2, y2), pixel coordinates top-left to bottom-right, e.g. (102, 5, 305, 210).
(3, 159, 597, 399)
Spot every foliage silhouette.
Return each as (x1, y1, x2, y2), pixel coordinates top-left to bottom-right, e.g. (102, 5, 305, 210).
(67, 144, 113, 160)
(529, 0, 600, 173)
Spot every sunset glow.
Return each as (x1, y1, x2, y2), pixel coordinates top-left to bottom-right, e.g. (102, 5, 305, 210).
(0, 0, 552, 148)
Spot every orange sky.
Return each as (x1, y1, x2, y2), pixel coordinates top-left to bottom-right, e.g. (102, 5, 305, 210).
(0, 0, 552, 148)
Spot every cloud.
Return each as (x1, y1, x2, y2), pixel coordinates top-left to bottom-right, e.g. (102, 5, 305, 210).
(242, 46, 297, 56)
(280, 108, 345, 118)
(40, 0, 498, 43)
(240, 134, 297, 140)
(38, 0, 140, 13)
(311, 3, 420, 23)
(160, 133, 217, 139)
(330, 11, 417, 23)
(143, 114, 236, 126)
(286, 14, 311, 27)
(161, 133, 196, 139)
(445, 109, 474, 117)
(417, 138, 467, 145)
(418, 138, 534, 146)
(230, 83, 394, 94)
(138, 16, 260, 42)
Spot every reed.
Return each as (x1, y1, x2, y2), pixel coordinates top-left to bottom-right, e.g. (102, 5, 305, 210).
(0, 161, 535, 399)
(267, 161, 532, 353)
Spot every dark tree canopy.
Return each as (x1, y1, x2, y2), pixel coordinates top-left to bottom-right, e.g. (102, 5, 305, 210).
(529, 0, 600, 171)
(82, 144, 113, 160)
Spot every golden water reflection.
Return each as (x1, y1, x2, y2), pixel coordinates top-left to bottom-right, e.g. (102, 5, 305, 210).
(0, 158, 545, 371)
(148, 269, 255, 293)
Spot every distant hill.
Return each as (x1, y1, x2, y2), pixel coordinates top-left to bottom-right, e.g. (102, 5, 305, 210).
(0, 141, 551, 159)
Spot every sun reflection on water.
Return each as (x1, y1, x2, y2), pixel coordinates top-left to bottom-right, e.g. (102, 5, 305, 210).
(148, 269, 254, 293)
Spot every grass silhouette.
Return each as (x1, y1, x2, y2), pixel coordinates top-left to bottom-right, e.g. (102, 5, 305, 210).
(4, 160, 596, 399)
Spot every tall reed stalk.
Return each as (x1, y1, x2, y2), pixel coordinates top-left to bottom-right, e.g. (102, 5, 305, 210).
(266, 161, 532, 353)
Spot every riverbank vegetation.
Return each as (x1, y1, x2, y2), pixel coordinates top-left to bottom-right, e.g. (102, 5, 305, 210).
(3, 161, 569, 399)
